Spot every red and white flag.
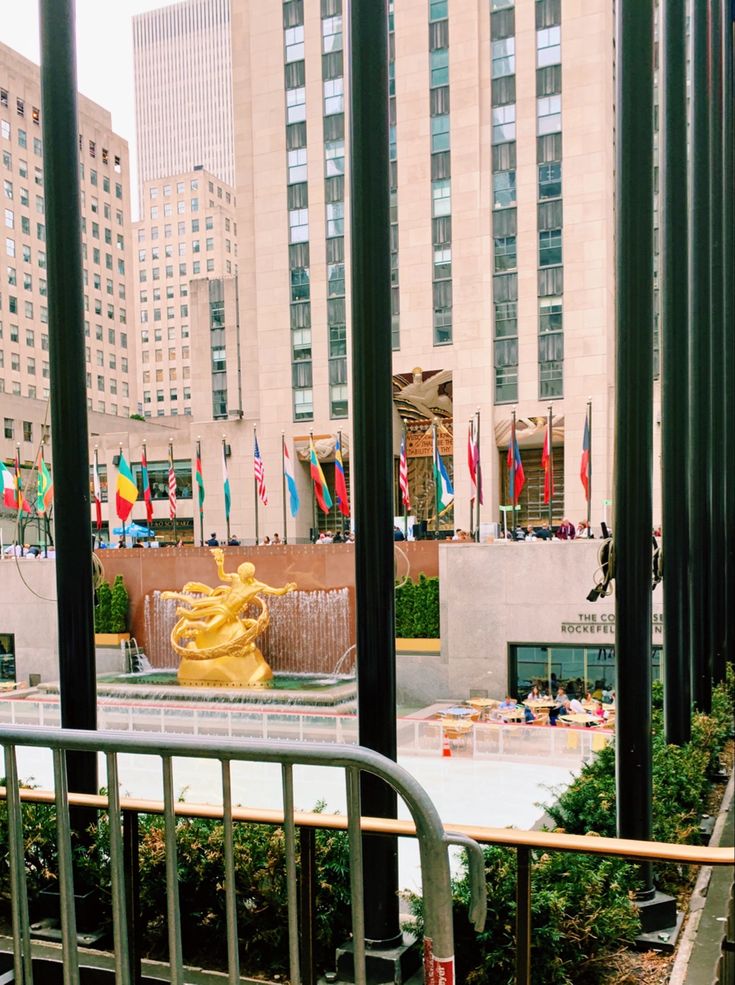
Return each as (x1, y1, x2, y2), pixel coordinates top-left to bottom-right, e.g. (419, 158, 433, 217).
(467, 416, 483, 506)
(399, 431, 410, 510)
(254, 433, 268, 506)
(168, 446, 177, 520)
(542, 421, 554, 504)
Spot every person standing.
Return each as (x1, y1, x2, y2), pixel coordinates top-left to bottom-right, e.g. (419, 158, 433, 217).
(206, 532, 219, 546)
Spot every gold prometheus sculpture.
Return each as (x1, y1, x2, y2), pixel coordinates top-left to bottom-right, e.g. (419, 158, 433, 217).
(161, 548, 296, 687)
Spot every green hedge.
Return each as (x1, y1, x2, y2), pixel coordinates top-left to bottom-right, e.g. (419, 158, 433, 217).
(94, 576, 128, 634)
(395, 573, 440, 638)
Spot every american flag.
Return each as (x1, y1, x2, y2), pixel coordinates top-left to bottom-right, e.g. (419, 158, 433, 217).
(399, 431, 410, 510)
(254, 433, 268, 506)
(168, 446, 177, 519)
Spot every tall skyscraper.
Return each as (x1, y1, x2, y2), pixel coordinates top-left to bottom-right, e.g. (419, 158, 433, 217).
(133, 0, 235, 201)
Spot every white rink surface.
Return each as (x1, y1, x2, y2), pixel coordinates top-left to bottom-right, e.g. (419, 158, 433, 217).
(12, 744, 575, 893)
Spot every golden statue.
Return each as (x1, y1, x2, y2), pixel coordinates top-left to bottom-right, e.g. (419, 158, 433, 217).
(161, 548, 296, 687)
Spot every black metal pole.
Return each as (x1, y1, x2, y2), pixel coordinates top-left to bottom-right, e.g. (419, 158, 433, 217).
(39, 0, 97, 798)
(689, 0, 712, 712)
(722, 3, 735, 667)
(349, 0, 400, 948)
(614, 0, 655, 896)
(660, 0, 691, 744)
(709, 0, 726, 684)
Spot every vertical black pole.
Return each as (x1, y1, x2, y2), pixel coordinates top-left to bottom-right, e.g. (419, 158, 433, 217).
(689, 0, 712, 712)
(614, 0, 655, 896)
(349, 0, 400, 948)
(586, 400, 592, 535)
(547, 405, 554, 527)
(281, 432, 288, 545)
(39, 0, 97, 802)
(709, 0, 726, 683)
(660, 0, 691, 744)
(253, 425, 259, 546)
(722, 3, 735, 667)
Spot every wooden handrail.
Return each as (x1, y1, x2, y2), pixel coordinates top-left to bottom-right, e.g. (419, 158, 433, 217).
(1, 786, 731, 867)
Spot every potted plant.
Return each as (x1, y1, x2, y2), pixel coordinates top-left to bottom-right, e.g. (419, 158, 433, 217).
(94, 576, 130, 645)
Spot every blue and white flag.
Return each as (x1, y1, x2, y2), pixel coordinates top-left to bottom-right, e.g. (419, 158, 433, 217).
(433, 427, 454, 513)
(282, 437, 300, 517)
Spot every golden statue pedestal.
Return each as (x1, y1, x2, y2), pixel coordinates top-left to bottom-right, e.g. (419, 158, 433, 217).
(161, 549, 296, 689)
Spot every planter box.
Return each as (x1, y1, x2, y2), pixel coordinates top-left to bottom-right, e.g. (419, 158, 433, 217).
(395, 638, 440, 654)
(94, 633, 130, 646)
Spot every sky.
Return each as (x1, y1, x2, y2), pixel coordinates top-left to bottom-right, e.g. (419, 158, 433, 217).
(2, 0, 180, 214)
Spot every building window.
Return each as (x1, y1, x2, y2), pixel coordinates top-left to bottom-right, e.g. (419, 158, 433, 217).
(287, 86, 306, 124)
(539, 161, 562, 199)
(493, 170, 516, 208)
(537, 26, 561, 68)
(288, 148, 308, 184)
(492, 38, 515, 78)
(431, 115, 450, 153)
(537, 95, 561, 135)
(324, 78, 344, 115)
(289, 208, 309, 243)
(539, 228, 562, 267)
(492, 104, 516, 144)
(325, 140, 345, 176)
(293, 387, 313, 421)
(285, 26, 305, 63)
(494, 235, 517, 272)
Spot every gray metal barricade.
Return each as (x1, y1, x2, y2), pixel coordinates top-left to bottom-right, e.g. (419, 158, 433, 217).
(1, 726, 487, 985)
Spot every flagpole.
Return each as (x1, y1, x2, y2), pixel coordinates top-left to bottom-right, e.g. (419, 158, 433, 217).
(586, 399, 592, 536)
(510, 410, 516, 539)
(475, 409, 481, 541)
(548, 405, 554, 527)
(197, 438, 205, 547)
(402, 422, 408, 540)
(337, 429, 343, 535)
(169, 439, 177, 544)
(310, 430, 317, 541)
(40, 443, 47, 558)
(281, 431, 288, 545)
(94, 445, 100, 544)
(253, 425, 260, 546)
(142, 441, 150, 545)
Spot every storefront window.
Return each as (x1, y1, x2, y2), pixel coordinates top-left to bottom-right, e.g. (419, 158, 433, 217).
(133, 460, 193, 500)
(510, 643, 662, 699)
(0, 634, 15, 682)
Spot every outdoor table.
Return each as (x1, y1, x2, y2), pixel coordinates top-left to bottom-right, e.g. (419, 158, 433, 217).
(524, 699, 556, 709)
(467, 697, 497, 720)
(443, 706, 477, 718)
(559, 713, 601, 727)
(496, 707, 525, 722)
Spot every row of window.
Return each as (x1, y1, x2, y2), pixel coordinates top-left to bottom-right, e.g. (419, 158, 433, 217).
(431, 3, 452, 346)
(2, 416, 35, 441)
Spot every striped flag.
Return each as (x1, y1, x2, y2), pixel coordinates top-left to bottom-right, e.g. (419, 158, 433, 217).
(399, 431, 410, 510)
(506, 416, 525, 505)
(542, 421, 554, 504)
(141, 446, 154, 525)
(580, 408, 591, 501)
(222, 442, 231, 521)
(168, 445, 177, 520)
(13, 450, 32, 514)
(283, 437, 300, 517)
(195, 444, 205, 515)
(309, 436, 333, 513)
(115, 453, 138, 523)
(1, 460, 23, 511)
(254, 433, 268, 506)
(433, 427, 454, 513)
(93, 452, 103, 530)
(334, 434, 350, 517)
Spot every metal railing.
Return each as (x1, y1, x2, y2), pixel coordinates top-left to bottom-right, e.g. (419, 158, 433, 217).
(0, 725, 487, 985)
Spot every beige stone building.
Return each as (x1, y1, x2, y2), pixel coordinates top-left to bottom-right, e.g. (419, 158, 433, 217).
(0, 41, 137, 421)
(133, 168, 238, 420)
(133, 0, 235, 197)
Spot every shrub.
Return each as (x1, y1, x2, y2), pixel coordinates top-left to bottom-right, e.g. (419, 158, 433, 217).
(109, 575, 129, 634)
(395, 573, 439, 638)
(94, 581, 112, 633)
(406, 845, 639, 985)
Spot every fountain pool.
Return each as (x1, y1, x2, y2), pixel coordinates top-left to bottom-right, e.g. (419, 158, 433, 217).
(38, 670, 357, 711)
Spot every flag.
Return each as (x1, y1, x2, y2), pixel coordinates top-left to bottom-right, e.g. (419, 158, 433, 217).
(222, 443, 231, 520)
(334, 435, 350, 517)
(433, 429, 454, 513)
(168, 448, 177, 520)
(1, 460, 21, 510)
(283, 438, 300, 517)
(254, 434, 268, 506)
(12, 451, 31, 513)
(92, 455, 103, 530)
(580, 410, 591, 501)
(506, 422, 525, 504)
(141, 447, 154, 525)
(36, 459, 54, 514)
(195, 447, 205, 515)
(542, 422, 554, 504)
(467, 417, 483, 506)
(399, 431, 410, 511)
(309, 436, 333, 513)
(115, 453, 138, 523)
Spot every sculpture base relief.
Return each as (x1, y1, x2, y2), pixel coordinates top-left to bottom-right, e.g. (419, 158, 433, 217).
(161, 548, 296, 689)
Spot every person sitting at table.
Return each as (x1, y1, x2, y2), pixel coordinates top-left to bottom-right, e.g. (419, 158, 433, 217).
(548, 687, 570, 726)
(498, 695, 517, 711)
(527, 685, 543, 700)
(569, 697, 586, 715)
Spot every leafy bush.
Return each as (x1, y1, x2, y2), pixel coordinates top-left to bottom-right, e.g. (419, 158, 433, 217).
(110, 575, 129, 634)
(406, 845, 639, 985)
(94, 581, 112, 633)
(395, 573, 439, 638)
